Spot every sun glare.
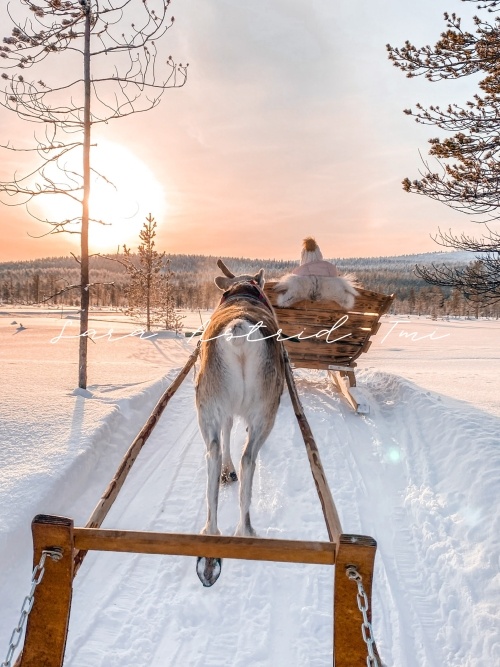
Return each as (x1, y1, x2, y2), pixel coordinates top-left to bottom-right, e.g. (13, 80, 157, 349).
(34, 140, 167, 252)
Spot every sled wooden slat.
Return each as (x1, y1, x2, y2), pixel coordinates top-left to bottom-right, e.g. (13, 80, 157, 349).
(274, 310, 378, 326)
(284, 339, 364, 357)
(285, 348, 364, 366)
(18, 515, 74, 667)
(273, 316, 380, 338)
(288, 355, 353, 367)
(286, 346, 357, 360)
(73, 343, 200, 574)
(351, 294, 394, 314)
(281, 323, 379, 343)
(273, 309, 380, 330)
(73, 528, 336, 565)
(266, 283, 393, 314)
(288, 356, 357, 368)
(284, 329, 377, 345)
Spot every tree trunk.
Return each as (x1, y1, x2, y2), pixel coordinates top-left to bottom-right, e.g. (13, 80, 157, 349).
(146, 273, 151, 332)
(79, 2, 92, 389)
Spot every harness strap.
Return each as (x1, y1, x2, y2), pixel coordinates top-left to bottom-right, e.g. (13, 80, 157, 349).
(218, 281, 273, 312)
(217, 281, 302, 339)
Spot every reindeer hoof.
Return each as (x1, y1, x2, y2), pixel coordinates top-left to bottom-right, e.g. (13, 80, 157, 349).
(234, 523, 257, 538)
(196, 557, 222, 587)
(220, 469, 238, 484)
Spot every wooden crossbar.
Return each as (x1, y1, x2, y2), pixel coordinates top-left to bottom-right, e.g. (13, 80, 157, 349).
(73, 527, 336, 564)
(17, 517, 379, 667)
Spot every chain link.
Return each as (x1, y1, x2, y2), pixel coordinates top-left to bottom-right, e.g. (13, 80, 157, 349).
(346, 565, 380, 667)
(2, 548, 63, 667)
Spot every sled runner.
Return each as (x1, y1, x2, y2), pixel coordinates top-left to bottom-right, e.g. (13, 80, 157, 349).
(264, 282, 395, 414)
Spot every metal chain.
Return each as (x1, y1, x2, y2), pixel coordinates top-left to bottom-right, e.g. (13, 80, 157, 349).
(2, 548, 63, 667)
(346, 565, 380, 667)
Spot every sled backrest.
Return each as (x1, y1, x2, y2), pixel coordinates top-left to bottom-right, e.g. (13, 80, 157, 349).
(264, 282, 394, 370)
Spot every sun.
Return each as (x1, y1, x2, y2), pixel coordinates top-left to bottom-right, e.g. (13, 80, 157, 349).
(34, 139, 167, 252)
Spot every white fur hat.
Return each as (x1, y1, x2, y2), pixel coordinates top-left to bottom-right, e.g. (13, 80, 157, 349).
(300, 237, 323, 265)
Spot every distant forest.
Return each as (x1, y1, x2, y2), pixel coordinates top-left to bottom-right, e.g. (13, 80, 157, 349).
(0, 252, 498, 318)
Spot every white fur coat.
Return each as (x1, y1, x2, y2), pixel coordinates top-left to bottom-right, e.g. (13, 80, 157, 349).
(274, 273, 359, 310)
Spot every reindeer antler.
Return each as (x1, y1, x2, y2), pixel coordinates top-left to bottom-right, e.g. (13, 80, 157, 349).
(217, 259, 235, 278)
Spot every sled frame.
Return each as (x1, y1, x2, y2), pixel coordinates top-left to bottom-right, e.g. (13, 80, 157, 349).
(15, 345, 381, 667)
(264, 281, 394, 414)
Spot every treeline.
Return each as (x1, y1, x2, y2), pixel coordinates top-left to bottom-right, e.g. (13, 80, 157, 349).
(1, 252, 499, 318)
(0, 254, 299, 311)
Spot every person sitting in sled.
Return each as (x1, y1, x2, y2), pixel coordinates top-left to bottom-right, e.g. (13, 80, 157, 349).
(274, 237, 357, 309)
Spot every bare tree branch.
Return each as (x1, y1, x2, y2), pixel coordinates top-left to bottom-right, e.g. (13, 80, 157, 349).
(387, 2, 500, 303)
(39, 280, 115, 303)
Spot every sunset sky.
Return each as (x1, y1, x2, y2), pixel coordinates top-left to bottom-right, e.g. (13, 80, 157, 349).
(0, 0, 482, 262)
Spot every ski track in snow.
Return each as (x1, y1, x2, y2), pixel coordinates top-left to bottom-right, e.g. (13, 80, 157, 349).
(53, 360, 500, 667)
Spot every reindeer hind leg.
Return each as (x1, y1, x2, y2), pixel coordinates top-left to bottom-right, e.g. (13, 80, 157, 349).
(221, 416, 237, 484)
(235, 418, 274, 537)
(197, 433, 224, 587)
(201, 434, 222, 536)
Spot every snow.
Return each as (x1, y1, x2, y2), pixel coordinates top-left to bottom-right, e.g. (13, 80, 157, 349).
(0, 310, 499, 666)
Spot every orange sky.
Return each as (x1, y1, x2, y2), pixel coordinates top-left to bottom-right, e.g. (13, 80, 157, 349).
(0, 0, 480, 263)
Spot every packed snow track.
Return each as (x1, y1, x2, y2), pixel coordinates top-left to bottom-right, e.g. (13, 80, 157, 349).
(49, 365, 500, 667)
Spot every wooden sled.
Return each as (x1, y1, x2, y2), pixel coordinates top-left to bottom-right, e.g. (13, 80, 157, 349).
(264, 282, 394, 414)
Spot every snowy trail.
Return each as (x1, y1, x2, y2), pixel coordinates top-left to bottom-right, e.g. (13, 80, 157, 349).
(2, 317, 499, 667)
(58, 361, 500, 667)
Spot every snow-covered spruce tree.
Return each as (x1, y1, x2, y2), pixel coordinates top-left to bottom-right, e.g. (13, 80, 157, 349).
(387, 0, 500, 304)
(123, 214, 163, 332)
(0, 0, 187, 387)
(122, 214, 182, 332)
(160, 257, 184, 332)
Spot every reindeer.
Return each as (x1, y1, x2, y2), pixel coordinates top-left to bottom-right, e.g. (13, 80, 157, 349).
(195, 260, 284, 586)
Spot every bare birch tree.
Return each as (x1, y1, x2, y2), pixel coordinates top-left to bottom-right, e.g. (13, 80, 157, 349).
(0, 0, 187, 387)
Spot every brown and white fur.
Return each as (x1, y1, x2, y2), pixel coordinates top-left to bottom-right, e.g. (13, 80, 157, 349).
(195, 263, 284, 542)
(274, 272, 358, 310)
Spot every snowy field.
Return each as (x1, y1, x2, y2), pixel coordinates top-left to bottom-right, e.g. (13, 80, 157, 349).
(0, 309, 499, 666)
